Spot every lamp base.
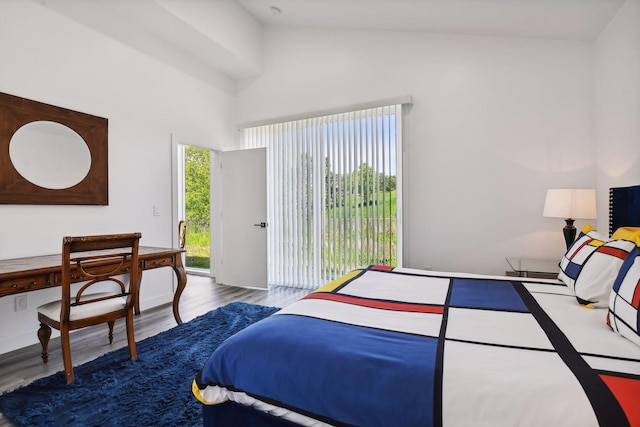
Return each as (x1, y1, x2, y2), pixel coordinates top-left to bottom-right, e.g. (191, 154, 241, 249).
(563, 218, 576, 249)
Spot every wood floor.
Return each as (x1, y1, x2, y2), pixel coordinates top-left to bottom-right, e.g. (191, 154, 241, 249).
(0, 275, 309, 427)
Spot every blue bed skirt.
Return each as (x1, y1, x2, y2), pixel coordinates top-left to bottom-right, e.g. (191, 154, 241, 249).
(203, 402, 302, 427)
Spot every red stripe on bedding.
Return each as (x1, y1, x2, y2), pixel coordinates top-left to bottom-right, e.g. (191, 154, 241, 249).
(633, 279, 640, 309)
(569, 239, 593, 260)
(598, 246, 630, 260)
(371, 265, 394, 271)
(305, 292, 444, 314)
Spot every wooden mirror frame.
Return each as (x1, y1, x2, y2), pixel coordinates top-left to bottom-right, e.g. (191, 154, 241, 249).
(0, 92, 108, 205)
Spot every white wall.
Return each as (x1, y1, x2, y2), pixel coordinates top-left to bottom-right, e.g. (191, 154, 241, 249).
(2, 0, 637, 356)
(594, 0, 640, 229)
(236, 27, 596, 275)
(0, 2, 235, 353)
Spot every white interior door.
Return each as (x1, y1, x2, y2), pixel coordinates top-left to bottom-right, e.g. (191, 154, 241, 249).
(216, 148, 267, 288)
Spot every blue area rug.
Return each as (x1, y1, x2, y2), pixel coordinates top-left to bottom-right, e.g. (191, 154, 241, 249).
(0, 302, 279, 427)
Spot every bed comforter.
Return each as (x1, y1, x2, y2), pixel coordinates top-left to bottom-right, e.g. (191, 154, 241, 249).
(193, 266, 640, 427)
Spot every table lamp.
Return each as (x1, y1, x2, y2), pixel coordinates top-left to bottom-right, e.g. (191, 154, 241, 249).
(543, 189, 597, 249)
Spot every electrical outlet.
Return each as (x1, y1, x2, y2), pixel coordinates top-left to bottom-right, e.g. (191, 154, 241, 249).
(15, 295, 28, 312)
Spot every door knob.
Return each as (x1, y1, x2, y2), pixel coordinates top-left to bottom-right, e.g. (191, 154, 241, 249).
(253, 222, 267, 228)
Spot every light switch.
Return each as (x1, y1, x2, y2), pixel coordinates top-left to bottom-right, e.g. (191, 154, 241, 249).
(153, 205, 160, 216)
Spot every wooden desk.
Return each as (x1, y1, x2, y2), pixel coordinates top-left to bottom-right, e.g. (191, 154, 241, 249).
(0, 247, 188, 324)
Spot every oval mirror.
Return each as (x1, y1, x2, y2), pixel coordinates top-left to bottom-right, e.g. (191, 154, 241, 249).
(9, 121, 92, 190)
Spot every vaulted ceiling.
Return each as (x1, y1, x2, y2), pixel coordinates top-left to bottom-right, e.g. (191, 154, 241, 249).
(239, 0, 624, 39)
(35, 0, 625, 88)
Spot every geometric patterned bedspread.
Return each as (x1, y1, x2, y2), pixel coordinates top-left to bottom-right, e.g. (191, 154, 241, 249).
(193, 266, 640, 427)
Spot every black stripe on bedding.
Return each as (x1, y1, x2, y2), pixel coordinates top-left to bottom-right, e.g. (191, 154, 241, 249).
(512, 281, 630, 427)
(433, 278, 454, 427)
(331, 268, 367, 293)
(444, 337, 557, 353)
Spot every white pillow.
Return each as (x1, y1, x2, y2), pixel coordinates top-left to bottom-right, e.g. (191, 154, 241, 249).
(608, 245, 640, 347)
(559, 227, 635, 307)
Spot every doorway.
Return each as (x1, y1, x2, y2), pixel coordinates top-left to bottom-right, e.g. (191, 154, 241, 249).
(173, 140, 212, 276)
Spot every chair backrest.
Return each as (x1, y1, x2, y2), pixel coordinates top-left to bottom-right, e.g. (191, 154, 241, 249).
(178, 220, 187, 249)
(61, 233, 141, 322)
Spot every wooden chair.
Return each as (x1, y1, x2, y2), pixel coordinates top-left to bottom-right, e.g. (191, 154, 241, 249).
(178, 220, 187, 249)
(37, 233, 142, 383)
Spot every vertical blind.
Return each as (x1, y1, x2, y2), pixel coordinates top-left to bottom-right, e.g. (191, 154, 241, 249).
(242, 104, 402, 289)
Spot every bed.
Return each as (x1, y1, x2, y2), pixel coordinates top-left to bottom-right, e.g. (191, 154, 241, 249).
(193, 186, 640, 427)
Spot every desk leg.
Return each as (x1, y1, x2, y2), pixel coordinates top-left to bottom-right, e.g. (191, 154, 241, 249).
(134, 269, 143, 315)
(134, 255, 187, 324)
(172, 255, 188, 325)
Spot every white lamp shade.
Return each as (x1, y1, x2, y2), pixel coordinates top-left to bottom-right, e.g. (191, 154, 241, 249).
(543, 189, 597, 219)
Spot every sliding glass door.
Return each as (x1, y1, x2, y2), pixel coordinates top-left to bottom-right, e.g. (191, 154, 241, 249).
(242, 104, 403, 289)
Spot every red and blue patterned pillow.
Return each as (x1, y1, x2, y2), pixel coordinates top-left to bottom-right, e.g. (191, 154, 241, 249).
(559, 226, 636, 307)
(607, 245, 640, 347)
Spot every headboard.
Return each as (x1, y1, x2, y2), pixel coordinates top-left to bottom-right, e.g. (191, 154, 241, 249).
(609, 184, 640, 235)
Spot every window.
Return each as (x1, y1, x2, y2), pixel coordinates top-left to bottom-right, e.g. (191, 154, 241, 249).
(243, 104, 403, 289)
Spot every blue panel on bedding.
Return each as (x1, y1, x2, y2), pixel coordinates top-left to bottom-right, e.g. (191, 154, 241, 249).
(562, 260, 582, 280)
(449, 279, 528, 312)
(201, 314, 438, 427)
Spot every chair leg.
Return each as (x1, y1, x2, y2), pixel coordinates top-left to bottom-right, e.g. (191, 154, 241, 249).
(37, 323, 52, 364)
(60, 326, 74, 384)
(107, 321, 115, 344)
(126, 310, 137, 360)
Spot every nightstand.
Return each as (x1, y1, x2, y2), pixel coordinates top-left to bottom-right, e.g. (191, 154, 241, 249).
(505, 258, 559, 280)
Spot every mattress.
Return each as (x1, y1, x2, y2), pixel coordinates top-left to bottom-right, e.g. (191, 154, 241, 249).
(194, 266, 640, 426)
